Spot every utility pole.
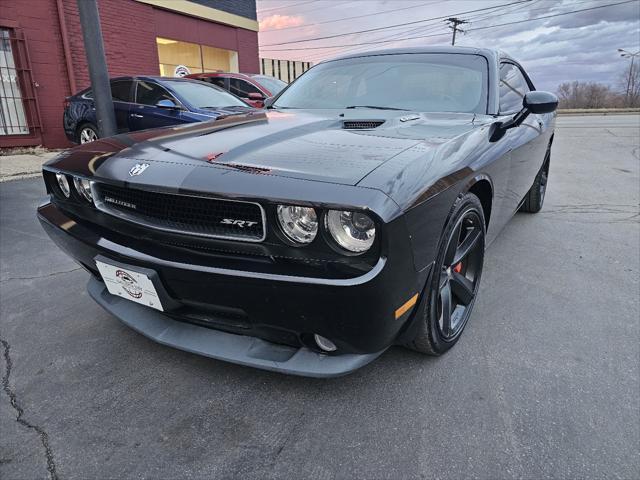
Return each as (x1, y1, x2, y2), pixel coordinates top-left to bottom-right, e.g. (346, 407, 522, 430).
(446, 18, 468, 46)
(618, 48, 640, 106)
(77, 0, 116, 138)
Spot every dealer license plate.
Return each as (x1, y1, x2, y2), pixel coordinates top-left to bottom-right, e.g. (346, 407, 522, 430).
(95, 260, 164, 311)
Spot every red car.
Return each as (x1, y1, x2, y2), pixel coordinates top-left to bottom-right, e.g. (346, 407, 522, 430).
(186, 72, 287, 108)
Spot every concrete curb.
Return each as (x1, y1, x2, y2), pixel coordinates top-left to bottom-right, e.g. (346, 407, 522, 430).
(557, 109, 640, 115)
(0, 173, 42, 183)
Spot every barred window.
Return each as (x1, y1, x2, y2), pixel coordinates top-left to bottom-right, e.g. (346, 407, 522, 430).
(0, 28, 29, 135)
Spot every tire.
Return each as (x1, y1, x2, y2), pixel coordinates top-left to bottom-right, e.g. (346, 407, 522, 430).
(405, 192, 486, 355)
(520, 148, 550, 213)
(77, 122, 99, 144)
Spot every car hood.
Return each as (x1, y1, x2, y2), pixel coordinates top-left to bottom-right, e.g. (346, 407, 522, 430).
(53, 109, 484, 186)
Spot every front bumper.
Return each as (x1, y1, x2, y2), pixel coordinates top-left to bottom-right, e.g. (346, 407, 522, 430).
(88, 277, 383, 377)
(38, 201, 429, 377)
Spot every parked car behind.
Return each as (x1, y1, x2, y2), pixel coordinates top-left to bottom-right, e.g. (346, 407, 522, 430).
(63, 76, 255, 144)
(186, 72, 287, 108)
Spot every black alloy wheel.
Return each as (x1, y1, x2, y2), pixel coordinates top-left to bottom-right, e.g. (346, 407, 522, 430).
(406, 193, 486, 355)
(435, 207, 484, 341)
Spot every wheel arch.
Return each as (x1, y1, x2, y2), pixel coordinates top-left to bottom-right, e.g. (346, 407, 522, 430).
(464, 176, 493, 231)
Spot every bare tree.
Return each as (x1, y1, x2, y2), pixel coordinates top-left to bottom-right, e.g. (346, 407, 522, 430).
(556, 81, 621, 109)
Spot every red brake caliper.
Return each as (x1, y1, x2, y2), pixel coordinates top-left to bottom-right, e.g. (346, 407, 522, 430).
(453, 262, 463, 273)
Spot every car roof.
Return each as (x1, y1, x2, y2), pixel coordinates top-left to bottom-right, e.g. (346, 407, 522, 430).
(329, 46, 507, 63)
(108, 75, 208, 83)
(187, 72, 251, 78)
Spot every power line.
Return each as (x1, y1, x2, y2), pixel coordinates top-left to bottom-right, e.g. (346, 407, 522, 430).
(300, 0, 573, 63)
(304, 3, 500, 61)
(465, 0, 540, 25)
(272, 0, 353, 16)
(260, 0, 443, 33)
(259, 0, 531, 47)
(261, 0, 637, 52)
(257, 0, 316, 14)
(302, 20, 445, 62)
(261, 30, 448, 52)
(466, 0, 637, 32)
(281, 6, 492, 62)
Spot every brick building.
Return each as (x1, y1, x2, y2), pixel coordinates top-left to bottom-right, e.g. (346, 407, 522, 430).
(0, 0, 258, 149)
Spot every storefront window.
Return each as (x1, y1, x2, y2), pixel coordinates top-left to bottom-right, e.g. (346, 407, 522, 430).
(156, 37, 238, 77)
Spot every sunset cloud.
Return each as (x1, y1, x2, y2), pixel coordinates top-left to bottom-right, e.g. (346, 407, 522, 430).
(257, 0, 640, 91)
(259, 14, 305, 31)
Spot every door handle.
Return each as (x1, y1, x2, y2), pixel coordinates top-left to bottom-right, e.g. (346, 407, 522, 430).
(130, 114, 143, 118)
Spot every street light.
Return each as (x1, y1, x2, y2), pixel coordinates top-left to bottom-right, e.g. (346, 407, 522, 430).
(618, 48, 640, 104)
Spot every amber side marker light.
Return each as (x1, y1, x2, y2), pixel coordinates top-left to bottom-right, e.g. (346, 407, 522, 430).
(395, 293, 419, 320)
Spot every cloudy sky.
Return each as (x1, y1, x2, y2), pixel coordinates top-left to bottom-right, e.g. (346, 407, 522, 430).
(256, 0, 640, 91)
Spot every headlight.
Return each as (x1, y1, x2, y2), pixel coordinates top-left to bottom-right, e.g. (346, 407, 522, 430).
(73, 177, 93, 202)
(55, 173, 70, 198)
(325, 210, 376, 253)
(277, 205, 318, 244)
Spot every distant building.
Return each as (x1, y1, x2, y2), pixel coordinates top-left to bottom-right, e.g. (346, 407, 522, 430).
(0, 0, 259, 149)
(260, 58, 312, 83)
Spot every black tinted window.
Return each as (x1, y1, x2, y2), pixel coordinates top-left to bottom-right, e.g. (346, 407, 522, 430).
(205, 77, 227, 89)
(110, 80, 133, 102)
(135, 81, 175, 106)
(499, 63, 530, 113)
(229, 78, 262, 97)
(87, 82, 131, 101)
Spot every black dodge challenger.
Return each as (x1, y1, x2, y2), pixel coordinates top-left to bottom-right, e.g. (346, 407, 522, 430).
(38, 47, 557, 377)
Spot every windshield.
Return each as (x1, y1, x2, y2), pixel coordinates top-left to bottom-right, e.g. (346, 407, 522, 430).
(274, 53, 488, 113)
(251, 75, 287, 95)
(163, 80, 249, 108)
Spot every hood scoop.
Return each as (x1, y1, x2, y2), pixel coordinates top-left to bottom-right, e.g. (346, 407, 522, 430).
(342, 120, 385, 130)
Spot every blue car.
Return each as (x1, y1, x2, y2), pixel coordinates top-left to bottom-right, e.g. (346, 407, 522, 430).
(63, 76, 256, 144)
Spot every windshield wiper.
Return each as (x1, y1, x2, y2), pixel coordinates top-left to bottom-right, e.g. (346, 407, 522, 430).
(345, 105, 408, 111)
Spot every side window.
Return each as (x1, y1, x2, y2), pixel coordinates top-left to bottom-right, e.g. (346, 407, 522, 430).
(205, 77, 227, 90)
(499, 63, 530, 113)
(229, 78, 262, 97)
(135, 81, 176, 106)
(110, 80, 133, 102)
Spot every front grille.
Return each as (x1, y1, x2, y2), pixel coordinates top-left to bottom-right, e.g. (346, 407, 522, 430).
(342, 120, 385, 129)
(93, 183, 265, 242)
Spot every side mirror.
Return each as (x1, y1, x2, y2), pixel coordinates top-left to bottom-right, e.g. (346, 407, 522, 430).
(263, 96, 275, 108)
(490, 90, 558, 142)
(156, 99, 179, 109)
(247, 92, 264, 100)
(523, 91, 558, 114)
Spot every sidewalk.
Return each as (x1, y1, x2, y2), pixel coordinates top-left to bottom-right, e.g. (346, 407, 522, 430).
(0, 149, 60, 182)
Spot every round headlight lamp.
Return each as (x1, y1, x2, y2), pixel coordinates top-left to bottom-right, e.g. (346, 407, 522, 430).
(325, 210, 376, 253)
(276, 205, 318, 244)
(73, 177, 93, 202)
(55, 173, 71, 198)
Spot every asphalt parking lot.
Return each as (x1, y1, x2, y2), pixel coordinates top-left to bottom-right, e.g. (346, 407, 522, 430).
(1, 114, 638, 479)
